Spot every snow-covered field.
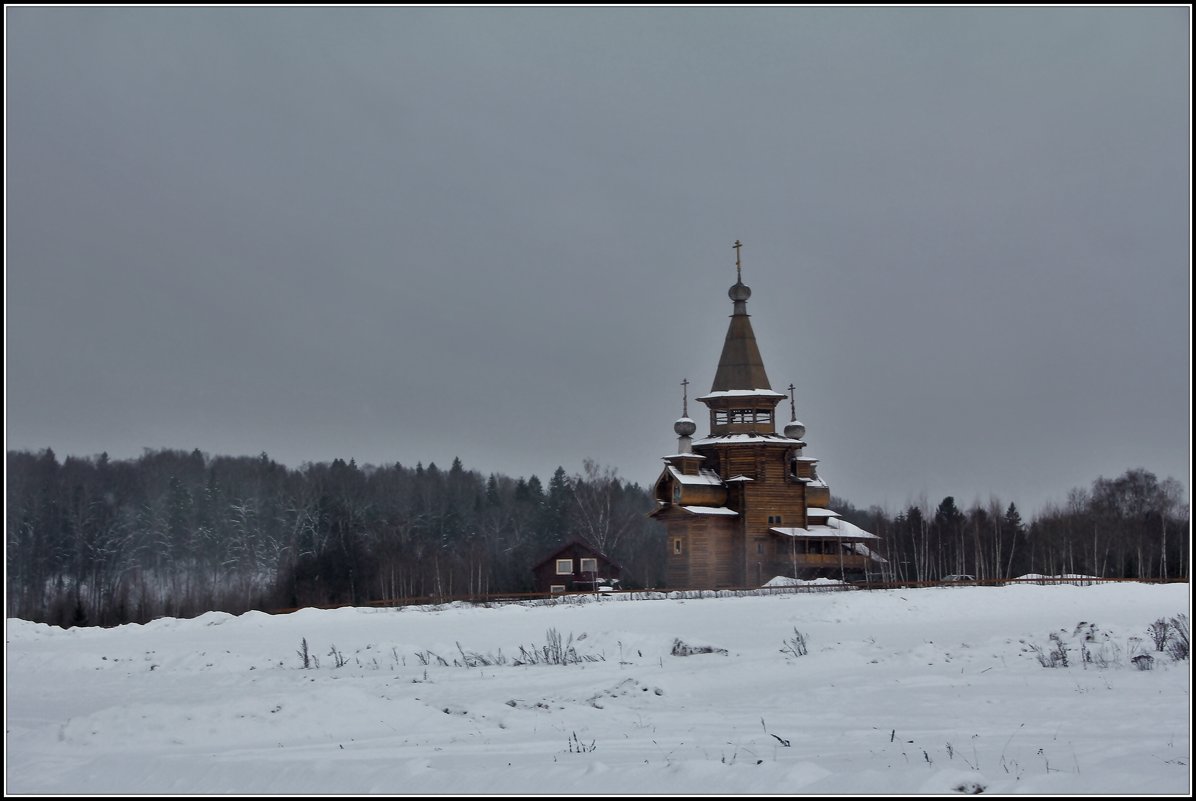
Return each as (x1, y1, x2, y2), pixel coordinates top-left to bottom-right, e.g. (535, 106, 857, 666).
(5, 583, 1191, 795)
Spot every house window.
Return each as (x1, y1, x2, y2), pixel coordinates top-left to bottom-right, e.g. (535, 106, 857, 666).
(580, 557, 598, 573)
(768, 514, 783, 525)
(556, 559, 573, 575)
(550, 585, 566, 593)
(673, 538, 683, 555)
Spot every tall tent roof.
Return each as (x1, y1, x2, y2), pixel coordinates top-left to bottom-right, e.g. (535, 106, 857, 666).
(710, 277, 772, 393)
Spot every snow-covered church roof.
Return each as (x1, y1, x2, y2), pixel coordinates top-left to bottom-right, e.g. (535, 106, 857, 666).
(770, 517, 878, 541)
(692, 432, 800, 447)
(666, 465, 723, 486)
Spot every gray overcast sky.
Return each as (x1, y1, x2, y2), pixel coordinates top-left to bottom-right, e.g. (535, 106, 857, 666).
(5, 7, 1191, 515)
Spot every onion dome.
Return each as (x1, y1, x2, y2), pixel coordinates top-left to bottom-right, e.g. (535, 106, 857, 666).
(728, 278, 751, 304)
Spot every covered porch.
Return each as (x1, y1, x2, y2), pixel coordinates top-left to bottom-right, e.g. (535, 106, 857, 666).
(767, 518, 885, 580)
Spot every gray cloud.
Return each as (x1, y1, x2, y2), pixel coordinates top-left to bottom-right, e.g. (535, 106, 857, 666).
(6, 7, 1190, 514)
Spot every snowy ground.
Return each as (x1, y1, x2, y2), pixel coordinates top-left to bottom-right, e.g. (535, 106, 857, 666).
(5, 583, 1191, 795)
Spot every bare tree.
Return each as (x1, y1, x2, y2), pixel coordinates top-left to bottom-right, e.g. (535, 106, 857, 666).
(569, 460, 640, 557)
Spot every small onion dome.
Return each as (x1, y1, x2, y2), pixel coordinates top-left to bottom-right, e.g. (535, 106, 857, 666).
(784, 419, 806, 439)
(728, 279, 752, 302)
(674, 417, 697, 437)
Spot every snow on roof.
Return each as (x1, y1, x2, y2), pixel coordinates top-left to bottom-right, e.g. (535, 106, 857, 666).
(661, 453, 706, 461)
(849, 542, 889, 563)
(770, 527, 813, 538)
(681, 506, 739, 516)
(826, 517, 876, 539)
(805, 507, 841, 518)
(770, 521, 878, 541)
(696, 389, 787, 400)
(725, 475, 755, 482)
(692, 433, 798, 446)
(667, 465, 723, 486)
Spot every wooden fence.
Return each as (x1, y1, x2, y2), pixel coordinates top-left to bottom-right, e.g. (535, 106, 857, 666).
(266, 576, 1187, 615)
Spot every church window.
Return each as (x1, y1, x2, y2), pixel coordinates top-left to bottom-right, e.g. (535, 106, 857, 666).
(673, 538, 683, 555)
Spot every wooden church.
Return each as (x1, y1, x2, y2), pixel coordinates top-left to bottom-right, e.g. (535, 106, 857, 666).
(651, 243, 883, 588)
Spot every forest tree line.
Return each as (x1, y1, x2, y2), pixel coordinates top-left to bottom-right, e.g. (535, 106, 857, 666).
(833, 466, 1187, 585)
(6, 448, 1188, 627)
(6, 449, 659, 627)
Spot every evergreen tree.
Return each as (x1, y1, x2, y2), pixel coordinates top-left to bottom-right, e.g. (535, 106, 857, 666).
(6, 445, 1187, 625)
